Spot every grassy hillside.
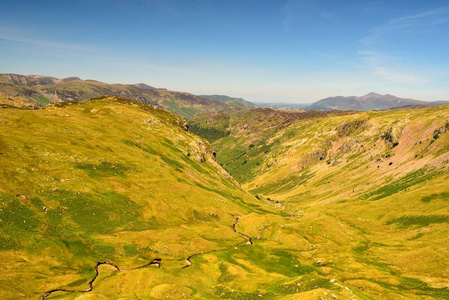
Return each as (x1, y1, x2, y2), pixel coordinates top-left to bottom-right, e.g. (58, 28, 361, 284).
(193, 105, 449, 299)
(0, 97, 369, 300)
(0, 74, 239, 119)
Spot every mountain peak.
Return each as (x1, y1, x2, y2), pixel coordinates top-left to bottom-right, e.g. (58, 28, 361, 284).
(133, 83, 156, 90)
(362, 92, 383, 98)
(306, 92, 425, 111)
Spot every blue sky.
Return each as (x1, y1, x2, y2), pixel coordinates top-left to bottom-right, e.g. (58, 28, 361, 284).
(1, 0, 448, 102)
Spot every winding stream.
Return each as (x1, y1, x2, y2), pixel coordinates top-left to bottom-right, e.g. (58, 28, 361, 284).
(39, 259, 161, 300)
(232, 216, 253, 245)
(182, 216, 253, 268)
(39, 216, 252, 299)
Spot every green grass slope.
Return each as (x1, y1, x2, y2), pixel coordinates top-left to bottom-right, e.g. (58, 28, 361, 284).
(0, 97, 249, 299)
(0, 97, 368, 300)
(195, 105, 449, 299)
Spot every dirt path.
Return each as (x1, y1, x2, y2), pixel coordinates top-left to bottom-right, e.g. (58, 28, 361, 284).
(39, 259, 161, 300)
(182, 216, 253, 269)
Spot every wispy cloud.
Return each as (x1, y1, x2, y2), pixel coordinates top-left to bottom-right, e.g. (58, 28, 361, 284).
(281, 0, 301, 31)
(312, 52, 338, 60)
(356, 7, 449, 84)
(0, 34, 95, 51)
(372, 67, 428, 84)
(281, 0, 337, 31)
(354, 1, 384, 14)
(361, 6, 449, 45)
(433, 18, 449, 25)
(140, 0, 178, 15)
(357, 51, 428, 83)
(107, 58, 201, 76)
(46, 53, 202, 76)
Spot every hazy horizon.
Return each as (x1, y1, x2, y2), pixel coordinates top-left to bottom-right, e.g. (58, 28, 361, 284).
(1, 0, 448, 102)
(5, 71, 441, 104)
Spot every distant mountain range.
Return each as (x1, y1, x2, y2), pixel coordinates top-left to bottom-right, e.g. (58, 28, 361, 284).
(305, 92, 449, 111)
(0, 74, 82, 86)
(246, 92, 448, 111)
(0, 74, 253, 119)
(1, 74, 447, 117)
